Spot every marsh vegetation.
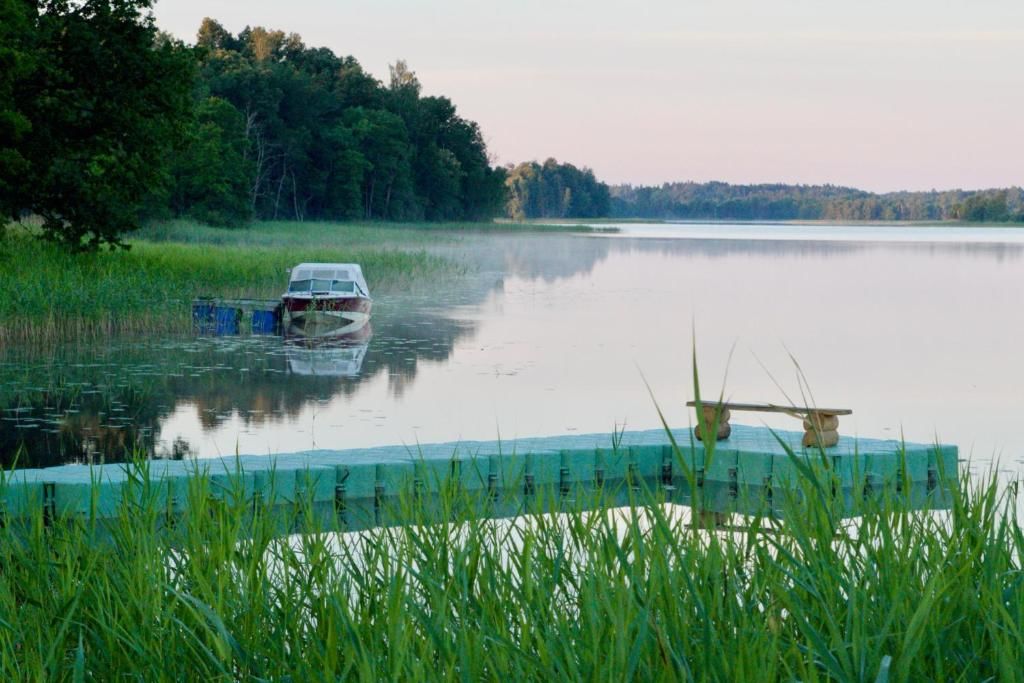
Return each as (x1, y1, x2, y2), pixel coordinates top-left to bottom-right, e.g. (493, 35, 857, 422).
(0, 451, 1012, 681)
(0, 220, 473, 343)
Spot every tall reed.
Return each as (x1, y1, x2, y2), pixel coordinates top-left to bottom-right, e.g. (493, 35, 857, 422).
(0, 226, 461, 345)
(0, 446, 1015, 681)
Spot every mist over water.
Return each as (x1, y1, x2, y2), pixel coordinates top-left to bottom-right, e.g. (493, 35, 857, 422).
(3, 223, 1022, 473)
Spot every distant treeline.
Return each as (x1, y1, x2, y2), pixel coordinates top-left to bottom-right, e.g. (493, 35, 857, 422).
(504, 159, 611, 220)
(610, 182, 1024, 222)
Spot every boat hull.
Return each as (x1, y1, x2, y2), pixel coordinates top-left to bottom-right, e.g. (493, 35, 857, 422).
(282, 295, 372, 338)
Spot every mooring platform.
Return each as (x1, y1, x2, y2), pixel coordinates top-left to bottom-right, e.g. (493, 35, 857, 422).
(0, 425, 958, 529)
(192, 297, 282, 335)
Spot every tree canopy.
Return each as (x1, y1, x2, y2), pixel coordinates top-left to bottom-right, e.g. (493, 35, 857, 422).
(0, 12, 508, 248)
(167, 24, 507, 226)
(0, 0, 193, 250)
(505, 159, 611, 220)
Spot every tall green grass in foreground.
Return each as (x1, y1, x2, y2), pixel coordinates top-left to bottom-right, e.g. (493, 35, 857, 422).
(0, 221, 465, 344)
(0, 453, 1018, 681)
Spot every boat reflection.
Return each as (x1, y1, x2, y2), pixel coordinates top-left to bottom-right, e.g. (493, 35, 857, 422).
(283, 325, 372, 378)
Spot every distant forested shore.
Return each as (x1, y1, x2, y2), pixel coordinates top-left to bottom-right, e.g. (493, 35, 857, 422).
(609, 182, 1024, 223)
(496, 165, 1024, 224)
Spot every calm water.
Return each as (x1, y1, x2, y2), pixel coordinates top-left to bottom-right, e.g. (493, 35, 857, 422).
(3, 222, 1023, 474)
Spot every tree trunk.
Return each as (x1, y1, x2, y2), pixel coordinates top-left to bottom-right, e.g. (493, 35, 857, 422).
(244, 108, 265, 213)
(365, 177, 375, 220)
(291, 171, 303, 222)
(273, 160, 287, 220)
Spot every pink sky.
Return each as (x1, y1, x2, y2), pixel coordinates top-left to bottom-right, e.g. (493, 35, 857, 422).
(154, 0, 1024, 192)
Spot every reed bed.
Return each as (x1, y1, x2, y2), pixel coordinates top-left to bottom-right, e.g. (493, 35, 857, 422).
(0, 218, 610, 344)
(0, 224, 462, 345)
(0, 448, 1017, 681)
(136, 218, 608, 247)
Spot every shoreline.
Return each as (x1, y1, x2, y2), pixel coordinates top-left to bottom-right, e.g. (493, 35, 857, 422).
(560, 217, 1024, 228)
(4, 216, 1021, 345)
(0, 218, 620, 346)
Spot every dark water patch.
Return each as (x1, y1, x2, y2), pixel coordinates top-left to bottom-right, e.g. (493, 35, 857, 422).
(0, 298, 482, 467)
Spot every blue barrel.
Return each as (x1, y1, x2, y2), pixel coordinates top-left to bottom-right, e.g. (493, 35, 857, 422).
(215, 307, 241, 336)
(251, 309, 279, 335)
(192, 300, 215, 326)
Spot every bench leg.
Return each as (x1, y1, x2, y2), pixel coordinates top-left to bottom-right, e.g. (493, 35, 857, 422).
(802, 412, 839, 448)
(695, 406, 731, 442)
(693, 508, 730, 529)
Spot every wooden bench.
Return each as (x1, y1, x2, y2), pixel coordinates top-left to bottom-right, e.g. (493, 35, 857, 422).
(685, 401, 853, 448)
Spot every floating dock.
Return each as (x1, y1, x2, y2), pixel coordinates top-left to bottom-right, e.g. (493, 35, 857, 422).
(0, 426, 958, 531)
(192, 297, 282, 336)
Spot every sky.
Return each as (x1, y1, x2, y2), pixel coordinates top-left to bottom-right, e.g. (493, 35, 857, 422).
(153, 1, 1024, 192)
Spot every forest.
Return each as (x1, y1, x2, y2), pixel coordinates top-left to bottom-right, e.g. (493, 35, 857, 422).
(610, 182, 1024, 223)
(0, 1, 507, 248)
(168, 21, 507, 227)
(505, 159, 611, 220)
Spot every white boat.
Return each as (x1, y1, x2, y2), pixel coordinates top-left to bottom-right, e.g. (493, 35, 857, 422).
(281, 263, 372, 338)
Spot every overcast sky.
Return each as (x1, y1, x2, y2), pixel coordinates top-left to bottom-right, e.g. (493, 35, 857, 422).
(153, 1, 1023, 192)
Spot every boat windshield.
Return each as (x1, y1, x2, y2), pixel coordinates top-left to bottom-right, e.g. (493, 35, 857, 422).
(331, 280, 355, 293)
(289, 277, 361, 295)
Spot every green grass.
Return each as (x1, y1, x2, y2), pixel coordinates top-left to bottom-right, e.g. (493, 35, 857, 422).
(0, 445, 1016, 680)
(138, 218, 613, 245)
(0, 218, 616, 344)
(0, 221, 469, 344)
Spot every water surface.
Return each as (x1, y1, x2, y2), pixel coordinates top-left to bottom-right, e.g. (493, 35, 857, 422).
(3, 222, 1022, 474)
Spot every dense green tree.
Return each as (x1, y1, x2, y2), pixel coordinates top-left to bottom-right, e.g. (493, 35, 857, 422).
(505, 159, 610, 220)
(0, 0, 33, 214)
(0, 0, 194, 250)
(382, 62, 505, 221)
(345, 107, 415, 219)
(167, 97, 252, 226)
(957, 191, 1010, 222)
(178, 25, 505, 224)
(313, 122, 369, 219)
(505, 163, 534, 220)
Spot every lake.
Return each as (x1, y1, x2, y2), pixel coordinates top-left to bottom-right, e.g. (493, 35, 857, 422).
(3, 222, 1022, 475)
